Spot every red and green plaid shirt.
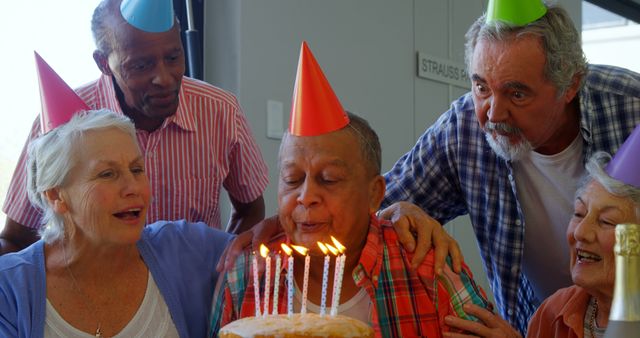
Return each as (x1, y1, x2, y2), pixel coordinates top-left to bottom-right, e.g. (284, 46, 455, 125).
(209, 216, 493, 337)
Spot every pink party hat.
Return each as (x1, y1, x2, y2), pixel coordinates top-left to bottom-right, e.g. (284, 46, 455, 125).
(120, 0, 174, 33)
(607, 125, 640, 188)
(486, 0, 547, 26)
(289, 42, 349, 136)
(35, 52, 90, 133)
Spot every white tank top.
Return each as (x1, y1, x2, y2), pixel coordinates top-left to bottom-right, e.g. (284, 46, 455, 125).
(44, 272, 179, 338)
(512, 134, 584, 302)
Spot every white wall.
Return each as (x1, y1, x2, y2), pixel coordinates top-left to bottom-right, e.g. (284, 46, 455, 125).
(204, 0, 582, 304)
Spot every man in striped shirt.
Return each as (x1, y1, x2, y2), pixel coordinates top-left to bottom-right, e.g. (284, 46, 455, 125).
(0, 0, 268, 254)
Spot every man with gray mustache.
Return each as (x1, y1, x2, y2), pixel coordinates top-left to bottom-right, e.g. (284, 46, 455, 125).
(382, 4, 640, 336)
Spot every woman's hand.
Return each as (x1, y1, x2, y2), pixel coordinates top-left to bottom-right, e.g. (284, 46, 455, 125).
(443, 304, 522, 338)
(379, 201, 463, 272)
(216, 215, 282, 272)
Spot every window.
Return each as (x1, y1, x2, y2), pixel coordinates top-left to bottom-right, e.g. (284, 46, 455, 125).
(582, 1, 640, 73)
(0, 1, 102, 231)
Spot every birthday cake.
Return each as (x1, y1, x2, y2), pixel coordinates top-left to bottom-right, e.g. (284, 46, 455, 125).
(218, 313, 374, 338)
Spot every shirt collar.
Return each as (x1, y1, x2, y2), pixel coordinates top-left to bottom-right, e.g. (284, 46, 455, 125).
(100, 74, 196, 132)
(556, 286, 592, 333)
(353, 215, 384, 289)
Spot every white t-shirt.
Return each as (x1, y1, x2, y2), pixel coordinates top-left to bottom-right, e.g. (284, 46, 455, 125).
(513, 134, 584, 302)
(294, 280, 372, 323)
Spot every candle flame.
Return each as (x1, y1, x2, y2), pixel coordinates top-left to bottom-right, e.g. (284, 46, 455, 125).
(260, 244, 270, 258)
(291, 244, 309, 256)
(330, 236, 346, 253)
(325, 243, 339, 256)
(317, 242, 328, 255)
(281, 243, 293, 256)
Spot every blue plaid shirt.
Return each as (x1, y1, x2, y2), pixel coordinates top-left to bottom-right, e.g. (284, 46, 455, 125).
(382, 64, 640, 334)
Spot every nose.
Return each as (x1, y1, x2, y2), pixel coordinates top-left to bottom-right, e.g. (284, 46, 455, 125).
(296, 179, 321, 208)
(120, 171, 144, 197)
(572, 216, 597, 243)
(486, 96, 509, 123)
(151, 62, 175, 87)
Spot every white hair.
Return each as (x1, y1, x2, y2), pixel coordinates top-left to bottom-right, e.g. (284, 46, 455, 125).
(576, 151, 640, 221)
(26, 109, 136, 243)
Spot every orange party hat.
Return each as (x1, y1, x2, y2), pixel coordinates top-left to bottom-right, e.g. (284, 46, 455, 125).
(289, 42, 349, 136)
(35, 52, 90, 133)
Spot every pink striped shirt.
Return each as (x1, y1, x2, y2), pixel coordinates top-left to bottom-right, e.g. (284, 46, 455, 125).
(3, 75, 268, 230)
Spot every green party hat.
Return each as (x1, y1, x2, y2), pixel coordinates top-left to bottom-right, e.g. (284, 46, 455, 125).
(486, 0, 547, 26)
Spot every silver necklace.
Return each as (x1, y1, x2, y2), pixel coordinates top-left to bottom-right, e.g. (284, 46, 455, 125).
(61, 242, 103, 338)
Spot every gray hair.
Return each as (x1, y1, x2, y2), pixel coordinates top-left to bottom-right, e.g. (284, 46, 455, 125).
(344, 112, 382, 175)
(279, 112, 382, 176)
(91, 0, 119, 56)
(465, 5, 587, 96)
(27, 109, 136, 243)
(576, 151, 640, 218)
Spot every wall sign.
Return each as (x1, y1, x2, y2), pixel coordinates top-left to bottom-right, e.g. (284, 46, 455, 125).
(417, 52, 470, 89)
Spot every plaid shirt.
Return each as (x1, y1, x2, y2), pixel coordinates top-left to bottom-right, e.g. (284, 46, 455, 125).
(209, 216, 492, 337)
(382, 64, 640, 334)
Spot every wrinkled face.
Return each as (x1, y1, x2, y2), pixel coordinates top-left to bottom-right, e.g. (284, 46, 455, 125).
(55, 128, 151, 245)
(277, 129, 385, 256)
(567, 180, 638, 297)
(105, 21, 185, 124)
(471, 35, 578, 160)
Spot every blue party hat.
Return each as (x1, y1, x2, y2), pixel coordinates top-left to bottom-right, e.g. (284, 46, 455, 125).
(120, 0, 174, 32)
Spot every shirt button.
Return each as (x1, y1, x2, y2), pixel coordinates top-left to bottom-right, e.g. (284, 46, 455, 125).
(508, 174, 514, 181)
(508, 309, 514, 316)
(511, 266, 518, 274)
(515, 219, 522, 226)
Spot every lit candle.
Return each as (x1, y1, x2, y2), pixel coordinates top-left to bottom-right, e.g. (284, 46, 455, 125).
(330, 237, 346, 316)
(272, 252, 282, 315)
(292, 244, 310, 314)
(260, 244, 270, 317)
(317, 242, 331, 316)
(252, 252, 261, 316)
(281, 243, 295, 317)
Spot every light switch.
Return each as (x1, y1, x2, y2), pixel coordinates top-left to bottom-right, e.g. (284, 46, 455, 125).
(267, 99, 284, 139)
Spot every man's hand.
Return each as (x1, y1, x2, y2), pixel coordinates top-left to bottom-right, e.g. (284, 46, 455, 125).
(216, 215, 282, 272)
(379, 201, 462, 273)
(443, 304, 522, 338)
(0, 218, 39, 255)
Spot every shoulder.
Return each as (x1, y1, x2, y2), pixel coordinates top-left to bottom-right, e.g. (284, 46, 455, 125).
(528, 285, 589, 332)
(417, 92, 481, 146)
(0, 242, 44, 276)
(181, 77, 242, 110)
(584, 64, 640, 98)
(143, 220, 233, 246)
(0, 242, 44, 315)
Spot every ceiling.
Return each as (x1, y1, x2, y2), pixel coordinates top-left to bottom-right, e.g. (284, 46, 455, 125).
(587, 0, 640, 23)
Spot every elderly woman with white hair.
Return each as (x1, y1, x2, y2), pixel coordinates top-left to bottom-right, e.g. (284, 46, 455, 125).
(526, 149, 640, 337)
(0, 109, 233, 338)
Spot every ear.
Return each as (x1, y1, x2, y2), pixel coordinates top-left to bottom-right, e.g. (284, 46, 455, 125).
(368, 175, 386, 214)
(93, 50, 112, 76)
(44, 188, 68, 214)
(562, 73, 582, 103)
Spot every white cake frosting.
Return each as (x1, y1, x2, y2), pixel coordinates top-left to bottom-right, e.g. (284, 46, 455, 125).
(218, 313, 374, 338)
